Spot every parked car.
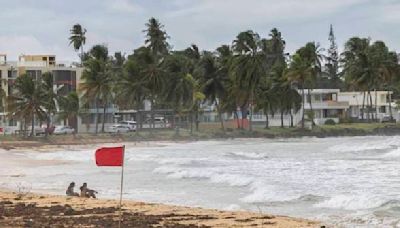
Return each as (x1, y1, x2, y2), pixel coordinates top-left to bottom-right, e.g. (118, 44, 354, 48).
(108, 124, 130, 133)
(143, 117, 171, 128)
(381, 115, 396, 123)
(119, 121, 137, 131)
(54, 126, 75, 135)
(25, 127, 46, 136)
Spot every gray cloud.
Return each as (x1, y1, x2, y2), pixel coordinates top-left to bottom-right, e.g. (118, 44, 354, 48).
(0, 0, 399, 61)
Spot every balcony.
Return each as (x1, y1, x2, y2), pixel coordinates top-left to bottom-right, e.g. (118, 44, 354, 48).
(304, 100, 349, 110)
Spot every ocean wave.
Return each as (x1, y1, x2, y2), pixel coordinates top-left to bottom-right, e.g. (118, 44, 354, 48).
(314, 194, 386, 210)
(153, 165, 254, 187)
(380, 148, 400, 158)
(27, 150, 93, 161)
(225, 151, 269, 159)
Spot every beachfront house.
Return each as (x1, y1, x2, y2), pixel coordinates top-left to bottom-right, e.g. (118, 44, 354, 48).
(338, 91, 395, 122)
(299, 89, 349, 125)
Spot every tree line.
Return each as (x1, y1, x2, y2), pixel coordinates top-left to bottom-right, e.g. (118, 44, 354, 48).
(3, 18, 400, 136)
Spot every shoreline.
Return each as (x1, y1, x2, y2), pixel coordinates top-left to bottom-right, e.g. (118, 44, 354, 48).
(0, 190, 320, 227)
(1, 123, 400, 149)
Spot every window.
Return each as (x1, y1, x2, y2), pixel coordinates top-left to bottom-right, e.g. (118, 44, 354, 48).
(381, 94, 386, 104)
(380, 106, 386, 113)
(8, 70, 17, 78)
(26, 70, 42, 80)
(314, 94, 321, 102)
(322, 94, 333, 101)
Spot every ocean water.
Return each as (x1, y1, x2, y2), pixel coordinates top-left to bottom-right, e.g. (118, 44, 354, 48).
(1, 136, 400, 227)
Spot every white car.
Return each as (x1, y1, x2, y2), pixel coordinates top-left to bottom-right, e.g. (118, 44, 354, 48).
(119, 121, 137, 131)
(108, 125, 130, 133)
(54, 126, 75, 135)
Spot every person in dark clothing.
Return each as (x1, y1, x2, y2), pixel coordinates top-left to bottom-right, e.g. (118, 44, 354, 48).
(66, 182, 79, 197)
(79, 183, 98, 198)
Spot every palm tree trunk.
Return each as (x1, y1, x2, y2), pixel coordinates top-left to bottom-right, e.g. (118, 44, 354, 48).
(135, 104, 141, 138)
(195, 104, 199, 132)
(361, 91, 365, 121)
(80, 44, 84, 66)
(101, 102, 107, 133)
(31, 113, 35, 137)
(234, 111, 240, 129)
(280, 110, 284, 128)
(249, 92, 254, 131)
(388, 91, 393, 121)
(95, 99, 99, 134)
(216, 103, 225, 132)
(45, 113, 50, 138)
(368, 90, 373, 122)
(190, 111, 193, 135)
(375, 89, 378, 122)
(265, 111, 269, 129)
(150, 99, 155, 133)
(301, 88, 305, 128)
(241, 106, 246, 130)
(308, 89, 315, 126)
(290, 110, 294, 128)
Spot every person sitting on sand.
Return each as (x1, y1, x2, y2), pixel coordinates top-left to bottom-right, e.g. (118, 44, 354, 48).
(66, 182, 79, 197)
(80, 183, 98, 198)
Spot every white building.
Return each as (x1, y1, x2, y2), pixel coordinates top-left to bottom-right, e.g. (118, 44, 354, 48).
(338, 91, 394, 121)
(299, 89, 349, 124)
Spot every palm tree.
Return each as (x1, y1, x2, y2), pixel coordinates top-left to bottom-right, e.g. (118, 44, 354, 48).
(69, 24, 87, 65)
(7, 74, 47, 137)
(144, 17, 169, 57)
(143, 18, 170, 130)
(341, 37, 387, 122)
(163, 54, 194, 135)
(380, 52, 399, 120)
(114, 58, 148, 137)
(255, 84, 277, 129)
(58, 92, 80, 127)
(286, 42, 323, 128)
(199, 53, 227, 131)
(231, 30, 266, 131)
(80, 45, 113, 134)
(41, 72, 59, 137)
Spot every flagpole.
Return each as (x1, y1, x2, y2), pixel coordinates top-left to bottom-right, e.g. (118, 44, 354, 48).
(118, 145, 125, 228)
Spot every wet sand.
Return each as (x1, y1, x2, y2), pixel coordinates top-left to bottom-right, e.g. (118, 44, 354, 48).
(0, 191, 320, 227)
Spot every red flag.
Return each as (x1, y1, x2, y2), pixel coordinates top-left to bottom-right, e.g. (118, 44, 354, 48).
(95, 146, 124, 166)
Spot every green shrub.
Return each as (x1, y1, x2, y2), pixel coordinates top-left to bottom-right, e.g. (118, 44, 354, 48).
(325, 119, 336, 125)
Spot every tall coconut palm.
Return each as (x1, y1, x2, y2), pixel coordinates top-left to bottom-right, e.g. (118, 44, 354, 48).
(80, 45, 113, 134)
(199, 52, 227, 131)
(231, 30, 266, 131)
(41, 72, 59, 137)
(114, 58, 148, 137)
(342, 37, 382, 122)
(286, 54, 313, 128)
(286, 42, 323, 127)
(143, 18, 170, 130)
(69, 24, 87, 65)
(58, 92, 80, 127)
(163, 54, 194, 135)
(7, 74, 47, 137)
(144, 17, 169, 58)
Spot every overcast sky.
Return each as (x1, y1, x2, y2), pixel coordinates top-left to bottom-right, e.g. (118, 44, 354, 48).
(0, 0, 399, 61)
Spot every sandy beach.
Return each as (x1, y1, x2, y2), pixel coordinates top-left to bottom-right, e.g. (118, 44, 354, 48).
(0, 190, 319, 227)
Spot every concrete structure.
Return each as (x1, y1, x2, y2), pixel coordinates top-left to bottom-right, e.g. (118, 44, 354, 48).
(300, 89, 349, 125)
(237, 89, 349, 126)
(0, 54, 83, 133)
(338, 91, 394, 121)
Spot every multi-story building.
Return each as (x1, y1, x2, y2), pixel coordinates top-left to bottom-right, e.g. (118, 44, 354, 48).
(300, 89, 350, 125)
(338, 91, 394, 121)
(0, 54, 83, 133)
